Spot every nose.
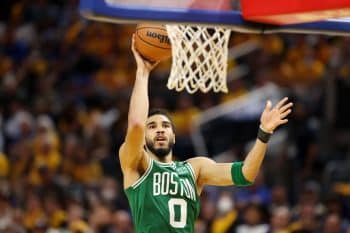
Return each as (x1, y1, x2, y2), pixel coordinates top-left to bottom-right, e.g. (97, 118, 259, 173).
(156, 127, 165, 134)
(156, 130, 164, 134)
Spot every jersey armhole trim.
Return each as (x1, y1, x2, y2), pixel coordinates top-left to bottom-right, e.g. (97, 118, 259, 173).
(185, 162, 196, 183)
(131, 158, 153, 189)
(185, 162, 200, 199)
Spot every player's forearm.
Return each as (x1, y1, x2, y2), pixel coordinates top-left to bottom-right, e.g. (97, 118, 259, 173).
(128, 69, 150, 127)
(242, 139, 267, 182)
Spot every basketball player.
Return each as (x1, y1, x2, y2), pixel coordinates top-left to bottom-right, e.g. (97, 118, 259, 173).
(119, 35, 293, 233)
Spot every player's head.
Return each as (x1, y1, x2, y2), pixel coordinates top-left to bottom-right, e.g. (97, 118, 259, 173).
(145, 109, 175, 158)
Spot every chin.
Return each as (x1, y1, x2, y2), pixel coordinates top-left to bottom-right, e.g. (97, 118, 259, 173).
(146, 138, 174, 158)
(154, 148, 171, 158)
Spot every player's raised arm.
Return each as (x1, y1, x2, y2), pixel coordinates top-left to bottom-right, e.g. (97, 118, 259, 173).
(242, 97, 292, 181)
(119, 35, 158, 187)
(188, 97, 293, 192)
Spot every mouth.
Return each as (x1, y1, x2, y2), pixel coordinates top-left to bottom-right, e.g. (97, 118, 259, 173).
(155, 136, 167, 142)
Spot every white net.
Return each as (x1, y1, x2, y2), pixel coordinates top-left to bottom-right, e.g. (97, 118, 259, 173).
(165, 25, 231, 93)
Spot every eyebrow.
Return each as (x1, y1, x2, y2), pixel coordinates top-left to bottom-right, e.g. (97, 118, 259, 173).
(146, 121, 155, 127)
(146, 121, 171, 126)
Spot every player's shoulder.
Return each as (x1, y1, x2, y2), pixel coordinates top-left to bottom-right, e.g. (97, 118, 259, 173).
(186, 156, 214, 165)
(185, 156, 214, 173)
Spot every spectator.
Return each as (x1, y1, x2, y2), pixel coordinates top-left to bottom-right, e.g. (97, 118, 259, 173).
(322, 213, 344, 233)
(111, 210, 133, 233)
(235, 203, 269, 233)
(269, 206, 291, 233)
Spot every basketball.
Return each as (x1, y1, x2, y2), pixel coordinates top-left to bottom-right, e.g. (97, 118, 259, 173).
(135, 24, 172, 62)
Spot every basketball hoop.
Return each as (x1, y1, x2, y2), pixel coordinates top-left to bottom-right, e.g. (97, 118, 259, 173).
(165, 25, 231, 93)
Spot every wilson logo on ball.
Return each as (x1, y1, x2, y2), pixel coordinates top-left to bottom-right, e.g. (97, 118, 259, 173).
(146, 31, 171, 45)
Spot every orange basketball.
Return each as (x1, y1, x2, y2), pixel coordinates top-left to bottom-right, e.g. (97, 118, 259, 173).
(135, 24, 172, 62)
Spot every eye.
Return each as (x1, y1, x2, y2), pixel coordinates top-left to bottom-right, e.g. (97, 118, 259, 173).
(163, 123, 171, 128)
(148, 124, 156, 129)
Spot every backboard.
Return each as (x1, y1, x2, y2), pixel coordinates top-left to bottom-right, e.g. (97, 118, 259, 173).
(80, 0, 350, 36)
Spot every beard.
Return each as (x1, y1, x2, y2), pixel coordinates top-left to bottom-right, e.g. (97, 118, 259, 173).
(145, 137, 174, 158)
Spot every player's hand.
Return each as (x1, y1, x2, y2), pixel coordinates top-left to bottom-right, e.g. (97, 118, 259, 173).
(260, 97, 293, 133)
(131, 34, 159, 73)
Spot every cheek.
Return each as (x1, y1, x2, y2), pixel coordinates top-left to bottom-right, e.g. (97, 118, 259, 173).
(169, 133, 175, 142)
(166, 130, 173, 137)
(145, 132, 152, 139)
(144, 131, 152, 140)
(167, 128, 175, 134)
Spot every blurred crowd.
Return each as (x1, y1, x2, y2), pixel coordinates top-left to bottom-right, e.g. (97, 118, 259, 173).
(0, 1, 350, 233)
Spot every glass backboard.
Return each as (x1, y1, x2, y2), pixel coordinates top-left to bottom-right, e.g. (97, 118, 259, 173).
(80, 0, 350, 36)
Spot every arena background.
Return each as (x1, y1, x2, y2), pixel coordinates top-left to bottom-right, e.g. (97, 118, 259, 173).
(0, 1, 350, 233)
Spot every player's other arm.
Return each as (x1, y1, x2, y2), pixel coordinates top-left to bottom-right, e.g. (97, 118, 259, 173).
(188, 98, 293, 191)
(119, 35, 158, 188)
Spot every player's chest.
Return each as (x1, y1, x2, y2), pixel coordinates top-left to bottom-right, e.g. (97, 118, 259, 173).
(150, 170, 196, 202)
